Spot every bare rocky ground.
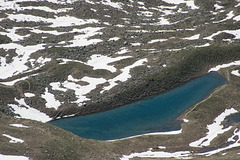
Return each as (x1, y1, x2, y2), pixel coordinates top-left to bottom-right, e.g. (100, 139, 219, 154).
(1, 0, 240, 159)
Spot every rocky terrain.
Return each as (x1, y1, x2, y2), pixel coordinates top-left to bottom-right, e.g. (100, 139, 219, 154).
(1, 0, 240, 159)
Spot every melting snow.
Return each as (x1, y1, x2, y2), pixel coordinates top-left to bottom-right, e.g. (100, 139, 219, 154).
(148, 39, 168, 44)
(234, 15, 240, 21)
(213, 11, 234, 23)
(0, 154, 29, 160)
(189, 108, 238, 147)
(86, 54, 132, 72)
(131, 43, 141, 46)
(2, 134, 24, 143)
(41, 88, 61, 110)
(7, 14, 99, 28)
(231, 70, 240, 77)
(10, 98, 52, 123)
(208, 60, 240, 72)
(120, 150, 191, 160)
(99, 0, 123, 9)
(116, 47, 130, 55)
(109, 129, 182, 141)
(50, 82, 67, 92)
(204, 29, 240, 40)
(0, 27, 30, 41)
(183, 34, 200, 40)
(51, 75, 107, 105)
(20, 6, 72, 14)
(214, 4, 224, 10)
(108, 37, 120, 41)
(0, 73, 39, 86)
(196, 128, 240, 156)
(24, 93, 36, 98)
(65, 27, 103, 47)
(102, 58, 147, 92)
(137, 2, 145, 6)
(160, 0, 199, 10)
(0, 43, 45, 79)
(9, 124, 29, 128)
(158, 146, 166, 149)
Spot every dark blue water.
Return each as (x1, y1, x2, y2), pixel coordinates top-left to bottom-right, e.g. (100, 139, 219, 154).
(49, 72, 227, 140)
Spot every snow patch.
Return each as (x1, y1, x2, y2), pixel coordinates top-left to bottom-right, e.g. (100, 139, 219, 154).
(234, 15, 240, 21)
(148, 39, 168, 44)
(0, 154, 29, 160)
(158, 146, 166, 149)
(137, 2, 145, 5)
(189, 108, 238, 147)
(214, 4, 224, 10)
(20, 6, 72, 14)
(0, 73, 39, 86)
(160, 0, 199, 10)
(2, 134, 24, 143)
(50, 82, 68, 92)
(86, 54, 132, 72)
(7, 14, 99, 28)
(9, 124, 29, 128)
(231, 70, 240, 77)
(51, 76, 107, 105)
(196, 128, 240, 156)
(204, 29, 240, 41)
(0, 27, 30, 41)
(65, 27, 103, 47)
(116, 47, 130, 55)
(131, 43, 141, 46)
(208, 60, 240, 72)
(109, 129, 182, 141)
(213, 11, 234, 23)
(0, 43, 45, 79)
(24, 93, 35, 98)
(41, 88, 61, 110)
(108, 37, 120, 41)
(10, 98, 52, 123)
(102, 58, 147, 92)
(182, 34, 200, 40)
(120, 150, 190, 160)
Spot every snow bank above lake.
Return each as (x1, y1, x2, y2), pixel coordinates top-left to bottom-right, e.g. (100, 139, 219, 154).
(10, 98, 52, 123)
(208, 60, 240, 72)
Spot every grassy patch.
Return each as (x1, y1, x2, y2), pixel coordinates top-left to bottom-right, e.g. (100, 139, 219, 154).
(0, 35, 11, 44)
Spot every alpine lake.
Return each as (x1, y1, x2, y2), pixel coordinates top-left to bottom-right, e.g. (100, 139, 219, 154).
(49, 72, 227, 140)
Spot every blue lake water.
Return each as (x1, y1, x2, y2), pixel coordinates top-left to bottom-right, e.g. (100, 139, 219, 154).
(49, 72, 227, 140)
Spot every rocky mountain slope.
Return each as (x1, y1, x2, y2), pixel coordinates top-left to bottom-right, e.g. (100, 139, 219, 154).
(1, 0, 240, 159)
(0, 0, 240, 120)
